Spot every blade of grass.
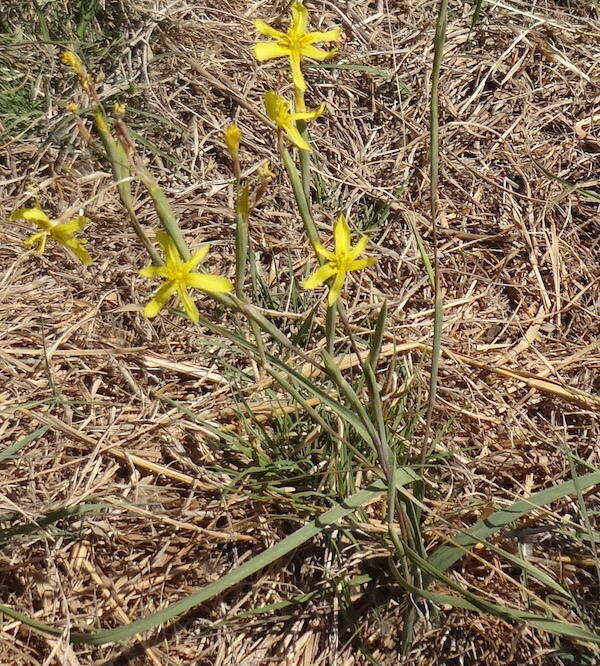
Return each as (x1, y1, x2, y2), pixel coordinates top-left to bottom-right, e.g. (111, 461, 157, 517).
(427, 468, 600, 573)
(0, 468, 418, 644)
(0, 425, 50, 466)
(0, 503, 106, 543)
(418, 0, 448, 502)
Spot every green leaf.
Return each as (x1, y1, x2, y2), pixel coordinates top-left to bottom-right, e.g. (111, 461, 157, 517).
(0, 503, 106, 543)
(0, 468, 418, 644)
(0, 425, 50, 466)
(428, 469, 600, 574)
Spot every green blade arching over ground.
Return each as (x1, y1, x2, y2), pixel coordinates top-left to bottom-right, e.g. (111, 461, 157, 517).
(0, 467, 419, 645)
(428, 469, 600, 574)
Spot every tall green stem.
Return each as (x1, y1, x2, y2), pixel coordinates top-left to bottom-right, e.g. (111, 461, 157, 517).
(294, 87, 311, 203)
(93, 111, 161, 265)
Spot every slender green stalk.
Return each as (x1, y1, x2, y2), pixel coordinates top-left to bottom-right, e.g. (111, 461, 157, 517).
(417, 0, 448, 501)
(280, 145, 320, 248)
(294, 87, 311, 203)
(325, 303, 337, 354)
(234, 184, 250, 296)
(233, 182, 266, 364)
(93, 111, 161, 265)
(402, 0, 449, 653)
(134, 164, 191, 262)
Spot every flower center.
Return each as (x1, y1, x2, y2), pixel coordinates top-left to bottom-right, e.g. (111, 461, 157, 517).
(170, 266, 190, 282)
(282, 31, 310, 52)
(333, 253, 352, 272)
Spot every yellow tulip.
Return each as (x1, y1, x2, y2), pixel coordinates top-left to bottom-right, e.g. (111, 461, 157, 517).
(264, 91, 324, 151)
(9, 206, 92, 265)
(253, 1, 341, 92)
(140, 232, 233, 323)
(303, 214, 376, 306)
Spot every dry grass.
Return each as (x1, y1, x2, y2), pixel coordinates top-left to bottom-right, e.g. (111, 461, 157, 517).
(0, 0, 599, 664)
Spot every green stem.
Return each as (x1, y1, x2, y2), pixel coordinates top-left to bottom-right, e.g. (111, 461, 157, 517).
(325, 303, 337, 354)
(234, 184, 249, 297)
(417, 0, 448, 504)
(134, 164, 191, 262)
(294, 87, 312, 221)
(280, 144, 320, 249)
(93, 110, 161, 265)
(233, 182, 266, 364)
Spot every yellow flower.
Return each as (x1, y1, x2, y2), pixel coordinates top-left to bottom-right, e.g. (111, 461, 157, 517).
(303, 214, 376, 306)
(9, 206, 92, 265)
(65, 101, 79, 113)
(253, 1, 341, 92)
(257, 160, 275, 180)
(223, 124, 242, 158)
(113, 102, 127, 116)
(140, 232, 233, 323)
(60, 50, 92, 91)
(264, 91, 324, 151)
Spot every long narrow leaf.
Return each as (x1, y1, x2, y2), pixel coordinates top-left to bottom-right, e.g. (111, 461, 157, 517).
(0, 468, 418, 645)
(0, 425, 50, 465)
(428, 469, 600, 573)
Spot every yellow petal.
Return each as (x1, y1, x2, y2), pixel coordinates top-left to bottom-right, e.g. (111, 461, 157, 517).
(54, 216, 87, 235)
(291, 102, 326, 122)
(348, 235, 369, 261)
(177, 284, 199, 323)
(10, 206, 52, 231)
(285, 124, 311, 151)
(254, 19, 286, 40)
(185, 244, 210, 270)
(348, 256, 376, 272)
(328, 270, 346, 306)
(156, 231, 181, 267)
(253, 42, 290, 61)
(60, 50, 84, 74)
(289, 52, 306, 91)
(333, 213, 351, 254)
(264, 90, 287, 124)
(300, 44, 337, 61)
(140, 265, 164, 278)
(304, 29, 342, 44)
(63, 237, 92, 265)
(258, 160, 275, 180)
(223, 124, 241, 158)
(144, 281, 177, 318)
(24, 232, 47, 251)
(302, 263, 336, 289)
(290, 2, 309, 34)
(187, 273, 234, 293)
(313, 242, 334, 261)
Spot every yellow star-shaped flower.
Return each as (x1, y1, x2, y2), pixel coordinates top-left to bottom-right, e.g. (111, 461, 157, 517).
(253, 1, 341, 92)
(303, 214, 376, 306)
(140, 232, 233, 323)
(9, 206, 92, 265)
(264, 91, 325, 151)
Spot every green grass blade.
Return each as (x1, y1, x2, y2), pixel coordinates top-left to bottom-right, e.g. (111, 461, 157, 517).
(368, 300, 387, 372)
(428, 469, 600, 573)
(411, 588, 600, 644)
(0, 503, 106, 543)
(0, 468, 418, 644)
(0, 425, 50, 466)
(532, 157, 600, 203)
